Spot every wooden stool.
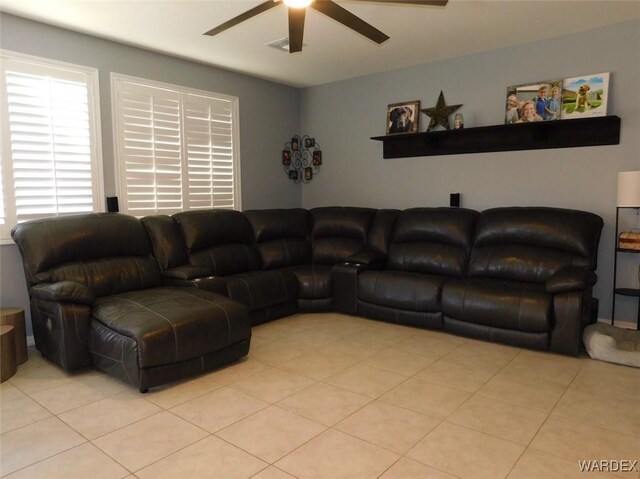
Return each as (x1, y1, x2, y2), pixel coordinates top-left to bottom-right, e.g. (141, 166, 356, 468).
(1, 325, 17, 382)
(0, 308, 28, 364)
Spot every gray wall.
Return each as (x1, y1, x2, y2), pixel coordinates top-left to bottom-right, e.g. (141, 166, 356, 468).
(0, 14, 301, 334)
(301, 20, 640, 324)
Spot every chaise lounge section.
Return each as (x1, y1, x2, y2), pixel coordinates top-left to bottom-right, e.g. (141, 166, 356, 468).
(11, 213, 251, 391)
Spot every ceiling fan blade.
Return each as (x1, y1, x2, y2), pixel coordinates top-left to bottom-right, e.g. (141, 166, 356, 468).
(204, 0, 280, 36)
(346, 0, 448, 5)
(288, 7, 306, 53)
(311, 0, 389, 44)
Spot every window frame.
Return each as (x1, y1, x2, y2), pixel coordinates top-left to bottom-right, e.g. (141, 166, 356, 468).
(110, 72, 242, 216)
(0, 49, 104, 243)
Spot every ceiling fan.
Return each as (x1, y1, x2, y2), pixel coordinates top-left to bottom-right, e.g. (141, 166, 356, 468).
(204, 0, 448, 53)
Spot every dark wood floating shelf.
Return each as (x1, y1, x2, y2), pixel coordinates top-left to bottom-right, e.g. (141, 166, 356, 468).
(371, 115, 621, 159)
(616, 248, 640, 254)
(615, 288, 640, 298)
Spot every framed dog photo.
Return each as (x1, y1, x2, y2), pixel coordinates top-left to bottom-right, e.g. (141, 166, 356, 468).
(386, 100, 420, 135)
(505, 80, 562, 124)
(561, 72, 609, 119)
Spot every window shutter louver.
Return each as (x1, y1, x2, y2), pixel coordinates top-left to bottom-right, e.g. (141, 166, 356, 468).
(0, 51, 103, 239)
(113, 75, 240, 216)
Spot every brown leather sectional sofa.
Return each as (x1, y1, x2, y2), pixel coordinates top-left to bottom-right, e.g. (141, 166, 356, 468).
(11, 206, 603, 391)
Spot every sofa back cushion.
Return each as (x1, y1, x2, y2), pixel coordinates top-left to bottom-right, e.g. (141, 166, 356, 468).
(388, 208, 479, 278)
(11, 213, 163, 297)
(173, 209, 261, 275)
(469, 207, 604, 283)
(141, 215, 189, 270)
(245, 209, 311, 269)
(310, 207, 376, 264)
(367, 209, 399, 255)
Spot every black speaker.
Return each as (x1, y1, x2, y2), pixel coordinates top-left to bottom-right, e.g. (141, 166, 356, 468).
(106, 196, 119, 213)
(450, 193, 460, 208)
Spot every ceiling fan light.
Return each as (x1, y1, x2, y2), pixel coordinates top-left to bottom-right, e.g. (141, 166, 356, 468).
(283, 0, 313, 8)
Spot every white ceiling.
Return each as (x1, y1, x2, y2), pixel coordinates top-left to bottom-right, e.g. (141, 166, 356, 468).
(0, 0, 638, 88)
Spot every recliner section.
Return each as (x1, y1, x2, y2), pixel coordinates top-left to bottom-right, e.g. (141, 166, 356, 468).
(441, 207, 604, 354)
(355, 208, 478, 330)
(143, 210, 300, 325)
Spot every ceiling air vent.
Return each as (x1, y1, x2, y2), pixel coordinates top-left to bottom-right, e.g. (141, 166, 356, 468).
(266, 38, 306, 52)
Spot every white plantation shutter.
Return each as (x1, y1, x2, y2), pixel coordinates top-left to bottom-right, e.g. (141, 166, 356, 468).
(112, 74, 240, 216)
(185, 95, 236, 209)
(0, 51, 103, 239)
(0, 155, 5, 227)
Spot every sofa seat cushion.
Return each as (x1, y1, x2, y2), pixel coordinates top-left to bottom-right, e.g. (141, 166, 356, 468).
(358, 270, 447, 312)
(91, 287, 249, 368)
(288, 265, 332, 299)
(225, 270, 299, 311)
(442, 279, 552, 333)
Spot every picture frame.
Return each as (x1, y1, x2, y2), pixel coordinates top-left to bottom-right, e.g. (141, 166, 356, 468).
(386, 100, 420, 135)
(312, 150, 322, 166)
(289, 170, 298, 180)
(291, 137, 299, 151)
(304, 167, 313, 181)
(282, 150, 291, 166)
(561, 72, 609, 119)
(505, 80, 562, 124)
(304, 138, 315, 148)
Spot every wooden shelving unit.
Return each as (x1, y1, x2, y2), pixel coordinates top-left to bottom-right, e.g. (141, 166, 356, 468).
(612, 207, 640, 329)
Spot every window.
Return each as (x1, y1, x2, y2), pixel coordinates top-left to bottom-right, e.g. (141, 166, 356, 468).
(111, 74, 241, 216)
(0, 50, 103, 240)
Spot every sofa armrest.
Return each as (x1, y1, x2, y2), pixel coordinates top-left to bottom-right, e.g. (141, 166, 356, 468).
(163, 265, 212, 280)
(546, 267, 597, 294)
(32, 281, 95, 305)
(345, 249, 386, 267)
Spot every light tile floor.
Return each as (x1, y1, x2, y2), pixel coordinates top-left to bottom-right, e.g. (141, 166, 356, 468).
(1, 313, 639, 479)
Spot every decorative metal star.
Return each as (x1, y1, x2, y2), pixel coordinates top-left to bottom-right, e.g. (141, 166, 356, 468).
(421, 91, 462, 131)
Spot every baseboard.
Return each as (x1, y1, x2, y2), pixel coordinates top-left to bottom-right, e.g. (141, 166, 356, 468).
(597, 317, 636, 329)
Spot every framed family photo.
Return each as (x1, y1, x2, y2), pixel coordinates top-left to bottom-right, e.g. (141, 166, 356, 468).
(282, 150, 291, 166)
(505, 80, 563, 124)
(561, 72, 609, 119)
(386, 100, 420, 135)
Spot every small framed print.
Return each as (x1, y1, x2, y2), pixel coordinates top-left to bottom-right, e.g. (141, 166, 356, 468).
(289, 170, 298, 180)
(312, 150, 322, 166)
(291, 137, 299, 151)
(386, 100, 420, 135)
(304, 138, 315, 148)
(304, 167, 313, 181)
(561, 72, 609, 119)
(282, 150, 291, 165)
